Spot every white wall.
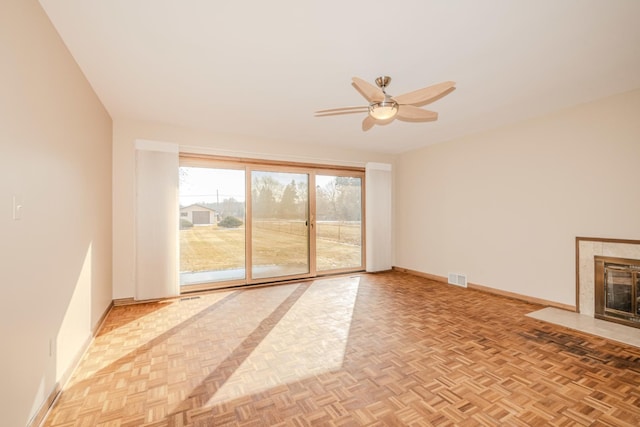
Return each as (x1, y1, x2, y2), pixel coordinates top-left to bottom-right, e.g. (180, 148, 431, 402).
(395, 89, 640, 307)
(0, 1, 113, 425)
(112, 119, 394, 299)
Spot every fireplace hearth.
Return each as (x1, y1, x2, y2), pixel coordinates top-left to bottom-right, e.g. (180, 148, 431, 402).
(594, 256, 640, 328)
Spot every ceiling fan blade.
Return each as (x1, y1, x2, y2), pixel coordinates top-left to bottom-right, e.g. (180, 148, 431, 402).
(352, 77, 385, 103)
(315, 106, 368, 114)
(392, 81, 456, 106)
(315, 110, 368, 117)
(362, 115, 376, 131)
(396, 105, 438, 122)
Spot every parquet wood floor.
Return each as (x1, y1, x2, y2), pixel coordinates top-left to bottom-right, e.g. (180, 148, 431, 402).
(42, 271, 640, 426)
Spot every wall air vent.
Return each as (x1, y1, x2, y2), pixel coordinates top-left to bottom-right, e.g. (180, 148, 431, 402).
(448, 273, 467, 288)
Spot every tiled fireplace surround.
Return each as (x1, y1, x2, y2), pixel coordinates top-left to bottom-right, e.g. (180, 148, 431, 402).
(526, 237, 640, 348)
(576, 237, 640, 316)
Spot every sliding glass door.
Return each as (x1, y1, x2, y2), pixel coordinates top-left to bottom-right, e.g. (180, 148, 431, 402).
(178, 156, 364, 291)
(315, 174, 362, 272)
(251, 170, 310, 280)
(179, 166, 246, 287)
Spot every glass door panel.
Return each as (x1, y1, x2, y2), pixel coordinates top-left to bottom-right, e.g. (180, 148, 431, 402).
(315, 175, 363, 272)
(605, 267, 632, 313)
(251, 170, 309, 280)
(179, 167, 246, 286)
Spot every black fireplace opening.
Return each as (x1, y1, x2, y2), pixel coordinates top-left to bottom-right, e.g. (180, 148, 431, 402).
(594, 256, 640, 328)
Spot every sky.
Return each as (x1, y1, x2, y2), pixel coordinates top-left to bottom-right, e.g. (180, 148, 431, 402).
(179, 167, 337, 206)
(179, 167, 246, 205)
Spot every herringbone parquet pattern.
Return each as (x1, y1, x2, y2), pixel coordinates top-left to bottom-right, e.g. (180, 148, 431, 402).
(43, 272, 640, 426)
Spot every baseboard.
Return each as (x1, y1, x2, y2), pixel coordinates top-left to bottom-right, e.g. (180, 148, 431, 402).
(113, 297, 136, 306)
(467, 282, 575, 311)
(27, 383, 61, 427)
(392, 266, 576, 312)
(392, 266, 447, 283)
(29, 301, 114, 427)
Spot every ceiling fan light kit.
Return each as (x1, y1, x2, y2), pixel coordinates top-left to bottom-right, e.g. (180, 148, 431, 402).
(315, 75, 455, 131)
(368, 100, 398, 120)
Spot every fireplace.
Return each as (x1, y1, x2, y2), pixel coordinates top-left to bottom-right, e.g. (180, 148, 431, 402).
(594, 256, 640, 328)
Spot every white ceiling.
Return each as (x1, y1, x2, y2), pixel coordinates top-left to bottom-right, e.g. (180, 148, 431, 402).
(39, 0, 640, 154)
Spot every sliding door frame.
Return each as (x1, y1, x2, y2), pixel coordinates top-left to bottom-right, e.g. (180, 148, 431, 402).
(179, 153, 366, 292)
(179, 156, 248, 292)
(246, 164, 315, 284)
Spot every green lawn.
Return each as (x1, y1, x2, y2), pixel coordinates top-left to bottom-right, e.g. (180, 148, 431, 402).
(180, 222, 362, 273)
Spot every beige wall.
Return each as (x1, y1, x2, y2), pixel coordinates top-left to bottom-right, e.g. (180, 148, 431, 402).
(395, 89, 640, 307)
(0, 1, 112, 425)
(112, 119, 394, 299)
(6, 5, 636, 425)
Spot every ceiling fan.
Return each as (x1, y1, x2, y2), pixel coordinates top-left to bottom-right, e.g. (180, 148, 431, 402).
(315, 76, 455, 131)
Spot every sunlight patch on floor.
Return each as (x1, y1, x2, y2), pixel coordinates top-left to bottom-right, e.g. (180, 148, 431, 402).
(206, 276, 360, 405)
(73, 292, 232, 384)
